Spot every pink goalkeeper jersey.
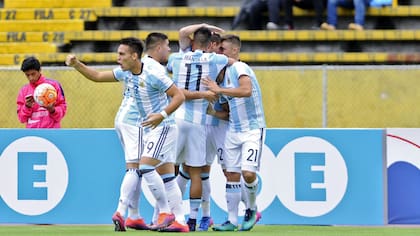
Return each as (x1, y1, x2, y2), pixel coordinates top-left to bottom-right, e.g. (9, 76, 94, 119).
(16, 75, 67, 128)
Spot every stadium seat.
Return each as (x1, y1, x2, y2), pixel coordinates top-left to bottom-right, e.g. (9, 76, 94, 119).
(1, 3, 420, 65)
(62, 29, 420, 42)
(0, 8, 97, 21)
(93, 6, 420, 18)
(1, 52, 420, 66)
(0, 42, 57, 53)
(4, 0, 112, 8)
(0, 20, 85, 32)
(0, 32, 69, 43)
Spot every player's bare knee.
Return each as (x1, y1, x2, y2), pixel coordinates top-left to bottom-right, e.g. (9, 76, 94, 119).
(242, 170, 256, 183)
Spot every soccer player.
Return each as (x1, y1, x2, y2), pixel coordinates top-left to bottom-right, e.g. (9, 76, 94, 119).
(66, 35, 185, 232)
(65, 38, 149, 232)
(203, 34, 266, 231)
(17, 56, 67, 128)
(167, 24, 229, 231)
(139, 32, 188, 232)
(174, 24, 229, 232)
(199, 32, 229, 231)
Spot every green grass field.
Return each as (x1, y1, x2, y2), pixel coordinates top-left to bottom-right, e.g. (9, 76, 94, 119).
(1, 225, 420, 236)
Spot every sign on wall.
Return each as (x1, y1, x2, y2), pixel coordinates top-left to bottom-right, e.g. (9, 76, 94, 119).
(0, 129, 386, 225)
(387, 128, 420, 224)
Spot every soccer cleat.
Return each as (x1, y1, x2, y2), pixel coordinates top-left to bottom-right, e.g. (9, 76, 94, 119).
(256, 211, 262, 222)
(159, 220, 190, 232)
(198, 216, 214, 231)
(149, 213, 175, 231)
(240, 208, 259, 231)
(125, 217, 149, 230)
(212, 220, 238, 231)
(112, 212, 126, 232)
(187, 218, 197, 232)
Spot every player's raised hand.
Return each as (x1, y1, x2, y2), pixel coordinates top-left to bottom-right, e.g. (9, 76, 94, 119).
(65, 54, 79, 67)
(203, 23, 225, 34)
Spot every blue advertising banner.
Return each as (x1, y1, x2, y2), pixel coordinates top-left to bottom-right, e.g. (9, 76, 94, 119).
(210, 128, 386, 225)
(0, 129, 125, 224)
(387, 128, 420, 224)
(0, 129, 386, 225)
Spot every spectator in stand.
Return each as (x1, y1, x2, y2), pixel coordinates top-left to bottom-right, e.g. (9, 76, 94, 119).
(247, 0, 284, 30)
(172, 0, 188, 6)
(282, 0, 327, 30)
(321, 0, 371, 30)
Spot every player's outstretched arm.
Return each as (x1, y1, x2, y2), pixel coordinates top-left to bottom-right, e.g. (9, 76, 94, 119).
(65, 54, 115, 82)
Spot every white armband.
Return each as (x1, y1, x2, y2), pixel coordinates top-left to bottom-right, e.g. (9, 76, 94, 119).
(160, 110, 168, 119)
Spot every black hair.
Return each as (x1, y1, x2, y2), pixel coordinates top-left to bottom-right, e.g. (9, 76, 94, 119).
(193, 27, 212, 48)
(119, 37, 144, 56)
(145, 32, 169, 51)
(21, 56, 41, 72)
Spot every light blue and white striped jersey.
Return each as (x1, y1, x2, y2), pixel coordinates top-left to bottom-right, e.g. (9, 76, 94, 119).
(113, 55, 175, 131)
(167, 50, 228, 125)
(221, 61, 266, 132)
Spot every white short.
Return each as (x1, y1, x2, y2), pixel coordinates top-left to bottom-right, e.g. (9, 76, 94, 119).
(205, 122, 228, 166)
(224, 128, 266, 173)
(115, 121, 143, 163)
(175, 118, 206, 167)
(142, 124, 177, 164)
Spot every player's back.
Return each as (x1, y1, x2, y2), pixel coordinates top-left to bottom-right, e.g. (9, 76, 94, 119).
(168, 50, 228, 124)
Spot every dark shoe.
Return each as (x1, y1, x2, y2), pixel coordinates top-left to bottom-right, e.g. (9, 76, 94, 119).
(241, 208, 259, 231)
(187, 218, 197, 232)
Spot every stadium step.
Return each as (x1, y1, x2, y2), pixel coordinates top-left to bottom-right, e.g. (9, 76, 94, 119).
(4, 30, 412, 43)
(4, 0, 112, 8)
(0, 20, 85, 32)
(93, 6, 420, 18)
(0, 8, 97, 21)
(3, 30, 420, 44)
(1, 52, 420, 66)
(0, 42, 57, 53)
(0, 32, 69, 43)
(0, 30, 420, 43)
